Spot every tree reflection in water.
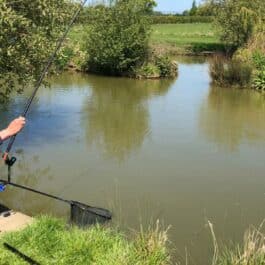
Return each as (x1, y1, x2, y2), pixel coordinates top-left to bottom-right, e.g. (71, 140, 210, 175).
(82, 75, 175, 161)
(200, 86, 265, 151)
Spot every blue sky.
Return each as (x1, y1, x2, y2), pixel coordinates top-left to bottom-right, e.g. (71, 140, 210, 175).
(155, 0, 201, 13)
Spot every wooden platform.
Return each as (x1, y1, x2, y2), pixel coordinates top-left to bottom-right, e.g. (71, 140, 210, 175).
(0, 204, 32, 234)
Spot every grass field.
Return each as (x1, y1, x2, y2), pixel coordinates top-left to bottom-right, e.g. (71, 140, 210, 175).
(65, 23, 225, 68)
(151, 23, 225, 53)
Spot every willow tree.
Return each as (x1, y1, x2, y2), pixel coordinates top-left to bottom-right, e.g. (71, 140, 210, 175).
(214, 0, 265, 47)
(0, 0, 72, 101)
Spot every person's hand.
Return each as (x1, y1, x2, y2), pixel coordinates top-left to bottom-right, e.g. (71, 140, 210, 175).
(0, 117, 26, 141)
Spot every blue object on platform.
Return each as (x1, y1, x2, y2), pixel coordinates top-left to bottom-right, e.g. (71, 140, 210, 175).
(0, 184, 6, 192)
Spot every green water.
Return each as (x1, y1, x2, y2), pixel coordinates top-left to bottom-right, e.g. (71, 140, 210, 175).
(0, 58, 265, 264)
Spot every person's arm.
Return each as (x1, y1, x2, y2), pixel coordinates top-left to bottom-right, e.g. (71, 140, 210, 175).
(0, 117, 26, 144)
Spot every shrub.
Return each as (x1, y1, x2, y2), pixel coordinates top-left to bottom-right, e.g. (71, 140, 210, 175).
(252, 70, 265, 91)
(251, 51, 265, 91)
(154, 55, 178, 78)
(210, 56, 252, 87)
(214, 0, 265, 48)
(55, 46, 75, 71)
(134, 54, 178, 79)
(135, 63, 161, 79)
(84, 0, 156, 76)
(253, 51, 265, 70)
(0, 0, 72, 101)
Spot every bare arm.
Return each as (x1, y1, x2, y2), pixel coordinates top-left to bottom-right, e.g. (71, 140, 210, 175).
(0, 117, 26, 143)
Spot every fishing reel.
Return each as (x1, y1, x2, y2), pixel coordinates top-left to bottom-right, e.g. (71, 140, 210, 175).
(5, 156, 17, 167)
(0, 156, 17, 192)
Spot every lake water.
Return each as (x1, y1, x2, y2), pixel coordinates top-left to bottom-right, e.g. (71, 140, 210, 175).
(0, 57, 265, 264)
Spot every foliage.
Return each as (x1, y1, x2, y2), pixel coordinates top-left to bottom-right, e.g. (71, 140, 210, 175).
(0, 0, 72, 101)
(154, 55, 177, 78)
(252, 70, 265, 91)
(252, 51, 265, 71)
(213, 0, 265, 47)
(54, 46, 75, 71)
(196, 0, 219, 16)
(136, 63, 161, 79)
(84, 0, 156, 76)
(0, 216, 170, 265)
(189, 0, 198, 16)
(252, 51, 265, 91)
(135, 54, 178, 79)
(210, 56, 252, 87)
(151, 15, 213, 24)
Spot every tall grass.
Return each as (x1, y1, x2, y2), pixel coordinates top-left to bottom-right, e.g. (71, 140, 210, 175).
(209, 56, 252, 87)
(209, 221, 265, 265)
(0, 216, 171, 265)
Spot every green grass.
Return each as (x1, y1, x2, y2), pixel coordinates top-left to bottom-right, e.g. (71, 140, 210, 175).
(66, 23, 226, 64)
(151, 23, 225, 53)
(0, 216, 170, 265)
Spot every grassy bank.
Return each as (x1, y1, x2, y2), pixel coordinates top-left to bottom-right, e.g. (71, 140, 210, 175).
(0, 216, 170, 265)
(151, 23, 225, 55)
(1, 217, 265, 265)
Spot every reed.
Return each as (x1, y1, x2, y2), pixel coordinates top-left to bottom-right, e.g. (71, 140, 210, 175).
(209, 56, 252, 87)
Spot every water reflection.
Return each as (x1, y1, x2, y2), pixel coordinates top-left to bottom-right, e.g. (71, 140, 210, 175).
(200, 87, 265, 151)
(175, 56, 208, 65)
(0, 154, 67, 217)
(82, 75, 175, 161)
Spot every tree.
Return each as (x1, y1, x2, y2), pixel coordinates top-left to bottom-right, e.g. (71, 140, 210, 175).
(196, 0, 218, 16)
(213, 0, 265, 47)
(189, 0, 198, 16)
(0, 0, 72, 101)
(84, 0, 156, 75)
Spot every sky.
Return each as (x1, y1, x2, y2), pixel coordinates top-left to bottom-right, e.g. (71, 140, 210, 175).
(155, 0, 201, 13)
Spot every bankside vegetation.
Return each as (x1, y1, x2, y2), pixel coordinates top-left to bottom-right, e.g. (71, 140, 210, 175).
(0, 0, 177, 102)
(0, 216, 170, 265)
(83, 0, 154, 76)
(83, 0, 177, 78)
(2, 216, 265, 265)
(0, 0, 73, 101)
(213, 222, 265, 265)
(209, 0, 265, 90)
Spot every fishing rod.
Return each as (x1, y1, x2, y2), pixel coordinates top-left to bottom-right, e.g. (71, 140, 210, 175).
(0, 0, 112, 225)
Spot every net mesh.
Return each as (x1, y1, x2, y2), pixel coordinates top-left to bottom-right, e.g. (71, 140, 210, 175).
(70, 201, 112, 227)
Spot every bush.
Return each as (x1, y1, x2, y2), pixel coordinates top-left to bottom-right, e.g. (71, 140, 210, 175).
(253, 70, 265, 91)
(154, 55, 177, 77)
(253, 51, 265, 70)
(0, 0, 72, 101)
(134, 54, 178, 79)
(210, 56, 252, 87)
(55, 46, 75, 71)
(251, 51, 265, 91)
(135, 63, 161, 78)
(151, 15, 213, 24)
(84, 0, 156, 76)
(214, 0, 265, 47)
